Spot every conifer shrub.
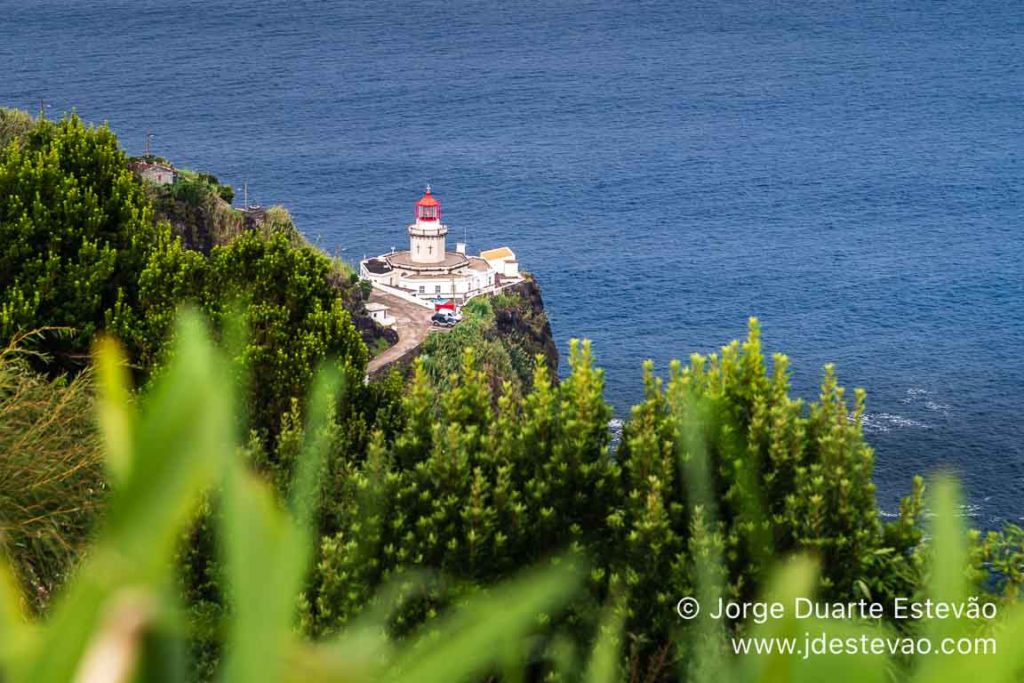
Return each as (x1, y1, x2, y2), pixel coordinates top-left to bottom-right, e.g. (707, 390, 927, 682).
(611, 321, 923, 674)
(135, 228, 368, 442)
(0, 114, 159, 369)
(1, 313, 1021, 683)
(309, 320, 924, 677)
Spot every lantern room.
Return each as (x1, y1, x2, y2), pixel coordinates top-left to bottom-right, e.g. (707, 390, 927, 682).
(415, 185, 440, 222)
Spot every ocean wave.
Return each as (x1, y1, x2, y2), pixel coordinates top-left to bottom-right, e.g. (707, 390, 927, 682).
(900, 387, 930, 404)
(924, 400, 951, 413)
(856, 412, 931, 434)
(900, 388, 952, 415)
(884, 504, 984, 528)
(920, 503, 982, 519)
(608, 418, 624, 449)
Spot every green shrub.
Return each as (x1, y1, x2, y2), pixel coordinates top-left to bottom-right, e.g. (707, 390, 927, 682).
(217, 184, 235, 205)
(418, 296, 537, 398)
(0, 114, 159, 368)
(0, 313, 585, 683)
(0, 108, 34, 150)
(311, 320, 928, 678)
(136, 230, 368, 442)
(1, 313, 1022, 683)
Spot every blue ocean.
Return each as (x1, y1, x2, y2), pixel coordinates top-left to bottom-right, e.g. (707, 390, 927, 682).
(2, 0, 1021, 524)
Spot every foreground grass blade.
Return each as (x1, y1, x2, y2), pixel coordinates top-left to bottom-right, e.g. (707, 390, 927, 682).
(19, 311, 232, 683)
(221, 364, 341, 683)
(0, 557, 31, 670)
(913, 476, 974, 681)
(94, 337, 134, 486)
(289, 365, 343, 540)
(220, 465, 302, 683)
(382, 559, 584, 683)
(584, 599, 624, 683)
(738, 556, 819, 683)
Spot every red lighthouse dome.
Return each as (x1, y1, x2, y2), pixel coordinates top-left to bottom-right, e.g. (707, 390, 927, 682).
(415, 185, 440, 222)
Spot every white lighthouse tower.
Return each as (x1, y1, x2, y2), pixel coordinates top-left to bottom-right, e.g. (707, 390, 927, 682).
(408, 185, 447, 264)
(359, 186, 522, 307)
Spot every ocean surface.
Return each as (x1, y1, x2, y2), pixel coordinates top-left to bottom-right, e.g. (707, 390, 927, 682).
(2, 0, 1021, 525)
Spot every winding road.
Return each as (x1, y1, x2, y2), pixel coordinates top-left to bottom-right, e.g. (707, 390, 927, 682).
(365, 290, 439, 375)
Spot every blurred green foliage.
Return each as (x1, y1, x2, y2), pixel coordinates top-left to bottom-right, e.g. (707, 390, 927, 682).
(0, 314, 1022, 683)
(0, 313, 587, 683)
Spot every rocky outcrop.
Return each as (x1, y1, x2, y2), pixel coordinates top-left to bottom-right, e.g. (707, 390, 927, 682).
(493, 275, 559, 376)
(140, 162, 393, 360)
(371, 274, 559, 396)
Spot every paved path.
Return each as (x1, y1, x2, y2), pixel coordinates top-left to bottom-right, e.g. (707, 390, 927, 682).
(366, 290, 437, 375)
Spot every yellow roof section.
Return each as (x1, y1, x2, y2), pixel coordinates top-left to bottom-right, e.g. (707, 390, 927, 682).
(480, 246, 515, 261)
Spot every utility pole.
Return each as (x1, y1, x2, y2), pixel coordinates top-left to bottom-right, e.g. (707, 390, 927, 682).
(145, 131, 153, 158)
(38, 98, 47, 120)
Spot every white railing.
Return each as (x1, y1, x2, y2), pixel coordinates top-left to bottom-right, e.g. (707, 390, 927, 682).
(369, 281, 435, 309)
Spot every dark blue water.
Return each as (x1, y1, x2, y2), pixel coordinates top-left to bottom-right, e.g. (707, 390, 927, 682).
(3, 0, 1021, 524)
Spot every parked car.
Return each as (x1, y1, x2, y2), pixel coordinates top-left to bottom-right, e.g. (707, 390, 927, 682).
(431, 312, 458, 327)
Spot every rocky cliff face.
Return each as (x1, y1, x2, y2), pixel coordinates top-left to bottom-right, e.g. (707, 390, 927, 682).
(140, 165, 394, 357)
(372, 274, 559, 397)
(493, 275, 559, 377)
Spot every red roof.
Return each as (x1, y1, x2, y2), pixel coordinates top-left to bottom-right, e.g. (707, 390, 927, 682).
(416, 188, 439, 207)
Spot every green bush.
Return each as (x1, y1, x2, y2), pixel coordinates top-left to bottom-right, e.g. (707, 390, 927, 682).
(310, 321, 927, 678)
(0, 114, 159, 368)
(0, 313, 587, 683)
(217, 184, 235, 205)
(0, 108, 34, 150)
(0, 111, 367, 442)
(0, 313, 1022, 683)
(136, 230, 368, 441)
(418, 296, 537, 398)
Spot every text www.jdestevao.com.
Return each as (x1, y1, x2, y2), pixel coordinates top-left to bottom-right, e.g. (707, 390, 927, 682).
(731, 633, 996, 658)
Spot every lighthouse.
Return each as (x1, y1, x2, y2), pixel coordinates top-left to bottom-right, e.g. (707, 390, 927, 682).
(359, 187, 521, 306)
(408, 185, 448, 264)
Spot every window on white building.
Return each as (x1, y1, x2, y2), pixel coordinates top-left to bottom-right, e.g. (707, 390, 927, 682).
(435, 285, 441, 294)
(418, 285, 425, 294)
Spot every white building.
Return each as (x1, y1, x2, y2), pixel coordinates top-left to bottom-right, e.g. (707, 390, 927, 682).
(365, 302, 397, 328)
(360, 187, 521, 306)
(481, 246, 519, 278)
(131, 160, 177, 185)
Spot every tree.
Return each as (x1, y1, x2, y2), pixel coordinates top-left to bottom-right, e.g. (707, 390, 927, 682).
(611, 321, 923, 677)
(136, 230, 368, 442)
(0, 114, 159, 367)
(0, 108, 34, 150)
(309, 321, 923, 679)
